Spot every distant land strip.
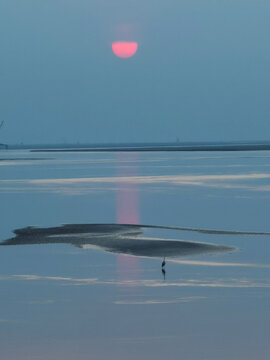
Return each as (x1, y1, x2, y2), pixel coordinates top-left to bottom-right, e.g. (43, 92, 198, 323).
(4, 141, 270, 152)
(29, 143, 270, 152)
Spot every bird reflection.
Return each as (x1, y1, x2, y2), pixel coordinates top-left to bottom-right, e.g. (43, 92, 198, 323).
(162, 267, 166, 280)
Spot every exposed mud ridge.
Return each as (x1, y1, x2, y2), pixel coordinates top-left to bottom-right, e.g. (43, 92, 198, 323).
(0, 223, 235, 258)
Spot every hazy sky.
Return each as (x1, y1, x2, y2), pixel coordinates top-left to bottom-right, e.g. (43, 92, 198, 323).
(1, 0, 270, 144)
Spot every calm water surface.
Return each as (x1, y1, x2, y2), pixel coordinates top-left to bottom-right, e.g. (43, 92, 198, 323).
(1, 150, 270, 360)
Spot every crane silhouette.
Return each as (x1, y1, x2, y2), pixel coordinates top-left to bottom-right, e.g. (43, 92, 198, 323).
(161, 256, 166, 268)
(161, 256, 166, 279)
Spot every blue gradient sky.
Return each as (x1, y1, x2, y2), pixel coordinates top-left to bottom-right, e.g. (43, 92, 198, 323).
(1, 0, 270, 144)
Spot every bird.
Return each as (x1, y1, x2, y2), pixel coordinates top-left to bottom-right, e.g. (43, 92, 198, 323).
(161, 256, 166, 268)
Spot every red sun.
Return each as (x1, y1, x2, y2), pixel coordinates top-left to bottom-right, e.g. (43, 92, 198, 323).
(112, 42, 138, 58)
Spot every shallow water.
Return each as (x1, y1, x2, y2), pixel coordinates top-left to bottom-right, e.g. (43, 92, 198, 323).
(1, 150, 270, 359)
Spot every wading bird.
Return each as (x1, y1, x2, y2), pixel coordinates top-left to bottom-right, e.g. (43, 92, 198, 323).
(162, 256, 166, 268)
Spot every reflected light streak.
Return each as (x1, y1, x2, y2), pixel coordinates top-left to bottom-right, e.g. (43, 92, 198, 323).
(116, 154, 140, 225)
(116, 154, 140, 283)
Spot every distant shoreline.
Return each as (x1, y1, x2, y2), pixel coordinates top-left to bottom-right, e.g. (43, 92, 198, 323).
(3, 141, 270, 152)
